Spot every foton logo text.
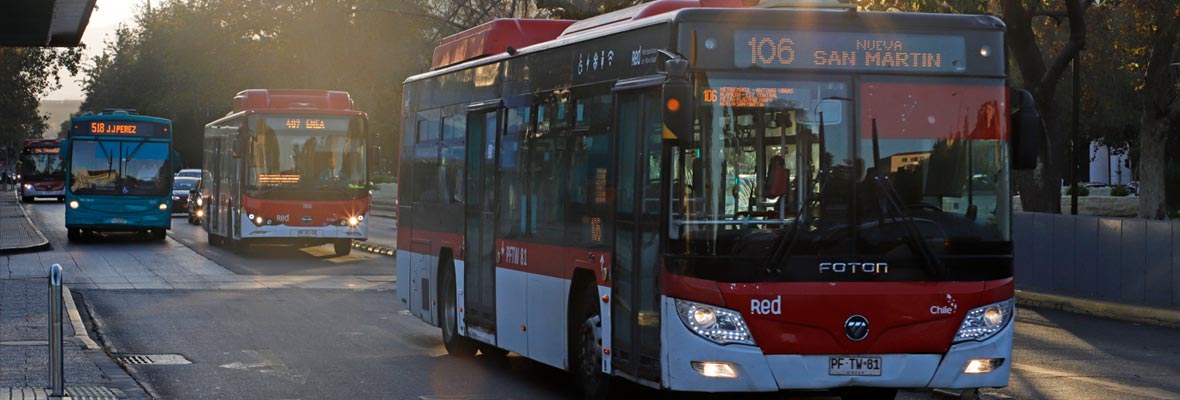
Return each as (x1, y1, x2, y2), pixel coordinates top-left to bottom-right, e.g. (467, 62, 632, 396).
(819, 262, 889, 274)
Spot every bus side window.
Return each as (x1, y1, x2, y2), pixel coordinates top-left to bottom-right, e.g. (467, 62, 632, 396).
(567, 94, 613, 245)
(499, 106, 530, 238)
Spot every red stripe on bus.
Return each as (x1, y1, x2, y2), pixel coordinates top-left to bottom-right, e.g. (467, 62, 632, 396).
(400, 228, 611, 285)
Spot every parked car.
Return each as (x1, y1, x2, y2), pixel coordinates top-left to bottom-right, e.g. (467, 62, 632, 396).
(175, 168, 201, 178)
(172, 177, 199, 215)
(187, 178, 204, 225)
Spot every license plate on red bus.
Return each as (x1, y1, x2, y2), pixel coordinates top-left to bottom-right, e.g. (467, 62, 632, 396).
(297, 229, 317, 237)
(829, 356, 882, 376)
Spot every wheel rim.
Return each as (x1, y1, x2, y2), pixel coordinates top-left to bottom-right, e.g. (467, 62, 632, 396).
(578, 314, 602, 382)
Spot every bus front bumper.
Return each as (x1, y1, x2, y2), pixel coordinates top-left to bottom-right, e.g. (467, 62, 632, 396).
(19, 185, 65, 197)
(661, 297, 1013, 392)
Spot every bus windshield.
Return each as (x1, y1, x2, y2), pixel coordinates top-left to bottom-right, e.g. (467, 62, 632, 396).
(670, 73, 1010, 282)
(244, 114, 366, 199)
(18, 148, 66, 181)
(69, 140, 171, 196)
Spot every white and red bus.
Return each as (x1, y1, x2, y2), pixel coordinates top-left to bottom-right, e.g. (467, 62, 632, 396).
(17, 138, 67, 203)
(397, 1, 1042, 398)
(201, 89, 370, 256)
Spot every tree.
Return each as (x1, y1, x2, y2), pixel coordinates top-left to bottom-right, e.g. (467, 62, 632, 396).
(535, 0, 645, 19)
(0, 46, 81, 151)
(1135, 0, 1180, 219)
(1001, 0, 1092, 213)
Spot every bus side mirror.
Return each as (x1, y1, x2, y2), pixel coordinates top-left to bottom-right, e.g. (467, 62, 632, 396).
(662, 59, 693, 145)
(1010, 89, 1043, 170)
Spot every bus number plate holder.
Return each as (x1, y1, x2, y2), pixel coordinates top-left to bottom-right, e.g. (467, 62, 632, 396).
(298, 230, 318, 237)
(828, 356, 881, 376)
(110, 218, 127, 224)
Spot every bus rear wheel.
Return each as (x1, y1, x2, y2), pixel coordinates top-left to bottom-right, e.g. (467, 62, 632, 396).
(572, 284, 609, 400)
(333, 240, 352, 256)
(440, 262, 477, 357)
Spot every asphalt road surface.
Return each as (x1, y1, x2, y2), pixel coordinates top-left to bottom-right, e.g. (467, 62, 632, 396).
(15, 198, 1180, 399)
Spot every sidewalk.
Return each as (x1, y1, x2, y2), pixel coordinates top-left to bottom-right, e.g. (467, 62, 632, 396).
(1, 189, 146, 399)
(0, 188, 50, 254)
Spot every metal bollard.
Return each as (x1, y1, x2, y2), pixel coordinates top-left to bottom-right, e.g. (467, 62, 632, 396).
(48, 264, 64, 397)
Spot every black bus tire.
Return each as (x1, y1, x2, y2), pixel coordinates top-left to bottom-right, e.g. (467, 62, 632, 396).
(67, 228, 80, 242)
(20, 196, 32, 203)
(440, 262, 477, 357)
(151, 229, 166, 241)
(333, 240, 352, 256)
(572, 284, 609, 400)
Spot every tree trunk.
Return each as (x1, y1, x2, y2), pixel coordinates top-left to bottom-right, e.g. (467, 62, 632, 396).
(1001, 0, 1089, 213)
(1138, 117, 1170, 219)
(1135, 1, 1179, 220)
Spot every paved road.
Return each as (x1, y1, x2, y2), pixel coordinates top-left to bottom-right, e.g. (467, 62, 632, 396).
(14, 199, 1180, 399)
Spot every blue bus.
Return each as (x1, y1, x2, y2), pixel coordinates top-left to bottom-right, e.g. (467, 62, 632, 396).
(63, 110, 178, 241)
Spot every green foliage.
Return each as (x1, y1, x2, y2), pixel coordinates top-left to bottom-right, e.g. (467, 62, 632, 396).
(80, 0, 432, 171)
(0, 47, 82, 147)
(1066, 185, 1089, 197)
(1110, 185, 1131, 197)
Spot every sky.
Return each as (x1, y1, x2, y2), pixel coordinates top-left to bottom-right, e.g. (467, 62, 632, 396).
(42, 0, 142, 101)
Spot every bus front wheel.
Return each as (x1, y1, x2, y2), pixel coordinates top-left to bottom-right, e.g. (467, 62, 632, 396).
(440, 261, 477, 357)
(333, 240, 352, 256)
(572, 284, 609, 400)
(20, 196, 32, 203)
(67, 228, 81, 242)
(150, 229, 166, 241)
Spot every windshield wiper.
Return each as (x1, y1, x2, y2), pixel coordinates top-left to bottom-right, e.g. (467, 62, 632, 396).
(869, 119, 945, 278)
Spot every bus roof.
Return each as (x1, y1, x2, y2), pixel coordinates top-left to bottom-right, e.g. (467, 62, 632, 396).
(22, 138, 62, 147)
(408, 1, 1004, 84)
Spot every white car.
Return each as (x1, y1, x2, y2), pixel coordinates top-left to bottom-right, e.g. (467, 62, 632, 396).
(175, 169, 201, 179)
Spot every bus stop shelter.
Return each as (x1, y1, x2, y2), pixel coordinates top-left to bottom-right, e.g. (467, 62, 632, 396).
(1, 0, 96, 47)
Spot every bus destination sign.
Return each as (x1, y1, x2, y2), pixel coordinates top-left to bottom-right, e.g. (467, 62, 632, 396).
(734, 30, 967, 73)
(75, 121, 164, 137)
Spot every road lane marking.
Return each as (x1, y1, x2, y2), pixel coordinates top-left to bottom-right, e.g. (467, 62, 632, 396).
(1012, 362, 1178, 399)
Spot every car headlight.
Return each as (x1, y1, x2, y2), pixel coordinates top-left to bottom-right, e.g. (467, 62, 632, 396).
(674, 299, 755, 346)
(172, 195, 181, 201)
(954, 298, 1014, 343)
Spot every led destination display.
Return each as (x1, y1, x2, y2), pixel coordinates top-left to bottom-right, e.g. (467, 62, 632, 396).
(734, 30, 968, 73)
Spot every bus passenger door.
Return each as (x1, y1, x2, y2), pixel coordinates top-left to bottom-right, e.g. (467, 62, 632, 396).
(464, 107, 499, 333)
(612, 89, 663, 383)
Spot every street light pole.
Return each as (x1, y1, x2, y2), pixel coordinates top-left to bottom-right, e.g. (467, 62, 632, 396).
(1070, 50, 1081, 215)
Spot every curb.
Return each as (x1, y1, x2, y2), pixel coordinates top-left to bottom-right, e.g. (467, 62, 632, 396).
(0, 191, 52, 254)
(352, 239, 396, 257)
(63, 285, 101, 350)
(1016, 290, 1180, 329)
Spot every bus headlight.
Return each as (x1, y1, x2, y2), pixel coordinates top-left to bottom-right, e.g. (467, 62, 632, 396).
(196, 198, 202, 206)
(674, 299, 754, 346)
(158, 203, 168, 211)
(347, 216, 359, 227)
(23, 184, 32, 190)
(954, 299, 1014, 343)
(69, 201, 79, 209)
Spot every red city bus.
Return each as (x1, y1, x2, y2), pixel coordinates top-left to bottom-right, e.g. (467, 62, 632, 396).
(17, 138, 67, 203)
(201, 89, 370, 256)
(397, 1, 1042, 398)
